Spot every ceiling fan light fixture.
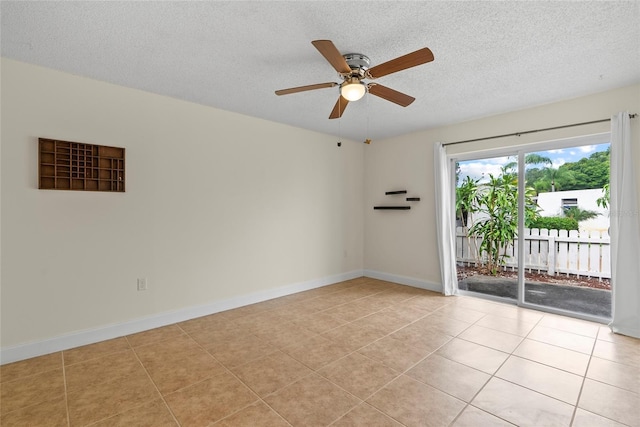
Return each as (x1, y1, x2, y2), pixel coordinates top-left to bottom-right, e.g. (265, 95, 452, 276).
(340, 78, 366, 101)
(275, 40, 433, 119)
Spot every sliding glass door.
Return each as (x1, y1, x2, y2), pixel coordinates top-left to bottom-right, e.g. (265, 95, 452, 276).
(454, 134, 612, 321)
(520, 144, 611, 318)
(455, 154, 520, 303)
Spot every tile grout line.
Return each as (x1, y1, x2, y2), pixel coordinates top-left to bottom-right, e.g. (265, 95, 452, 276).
(260, 372, 363, 427)
(453, 309, 623, 425)
(194, 288, 446, 426)
(453, 306, 598, 373)
(443, 310, 504, 427)
(218, 330, 366, 426)
(164, 324, 253, 423)
(174, 322, 295, 426)
(445, 306, 548, 427)
(324, 397, 409, 427)
(152, 295, 634, 426)
(0, 361, 71, 422)
(456, 316, 635, 426)
(75, 337, 181, 426)
(125, 335, 183, 427)
(568, 330, 598, 427)
(337, 298, 520, 425)
(5, 280, 633, 426)
(61, 351, 71, 427)
(565, 326, 632, 427)
(317, 299, 466, 425)
(143, 296, 583, 426)
(326, 410, 408, 427)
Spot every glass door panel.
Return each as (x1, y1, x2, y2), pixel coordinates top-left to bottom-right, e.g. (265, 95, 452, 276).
(522, 145, 611, 318)
(455, 155, 519, 302)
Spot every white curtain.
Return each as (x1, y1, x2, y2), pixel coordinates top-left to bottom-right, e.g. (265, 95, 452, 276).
(433, 142, 458, 295)
(609, 112, 640, 338)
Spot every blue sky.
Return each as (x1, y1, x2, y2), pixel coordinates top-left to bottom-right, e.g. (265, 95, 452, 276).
(457, 142, 610, 185)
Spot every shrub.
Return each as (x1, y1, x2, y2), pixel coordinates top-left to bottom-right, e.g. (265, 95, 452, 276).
(563, 206, 600, 221)
(526, 216, 578, 231)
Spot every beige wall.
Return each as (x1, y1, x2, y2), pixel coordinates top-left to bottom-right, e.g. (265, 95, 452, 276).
(2, 56, 638, 357)
(364, 85, 640, 286)
(0, 58, 365, 350)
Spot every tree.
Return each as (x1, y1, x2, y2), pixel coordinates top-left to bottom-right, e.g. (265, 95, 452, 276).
(524, 147, 610, 193)
(559, 149, 609, 190)
(467, 173, 540, 275)
(525, 164, 576, 193)
(520, 153, 574, 193)
(524, 153, 552, 168)
(504, 153, 552, 179)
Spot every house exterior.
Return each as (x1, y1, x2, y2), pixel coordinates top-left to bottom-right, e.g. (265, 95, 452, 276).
(536, 188, 609, 232)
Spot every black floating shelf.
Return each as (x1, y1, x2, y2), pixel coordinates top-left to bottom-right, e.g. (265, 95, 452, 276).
(374, 206, 411, 210)
(385, 190, 407, 195)
(406, 197, 421, 201)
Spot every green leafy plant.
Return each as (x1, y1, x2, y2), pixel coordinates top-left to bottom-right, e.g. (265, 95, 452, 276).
(597, 183, 610, 209)
(456, 176, 481, 264)
(526, 216, 579, 231)
(467, 173, 540, 275)
(455, 176, 479, 228)
(563, 206, 600, 222)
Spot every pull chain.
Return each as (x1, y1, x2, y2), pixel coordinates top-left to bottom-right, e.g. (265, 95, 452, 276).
(364, 90, 371, 144)
(338, 96, 342, 147)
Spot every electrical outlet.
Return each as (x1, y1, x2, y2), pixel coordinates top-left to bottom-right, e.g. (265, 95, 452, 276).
(137, 278, 148, 291)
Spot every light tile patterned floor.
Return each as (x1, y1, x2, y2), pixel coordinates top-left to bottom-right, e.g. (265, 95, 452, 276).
(1, 277, 639, 426)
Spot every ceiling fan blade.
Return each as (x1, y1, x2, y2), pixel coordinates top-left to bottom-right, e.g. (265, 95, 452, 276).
(367, 47, 434, 79)
(329, 96, 349, 119)
(275, 82, 337, 96)
(368, 84, 415, 107)
(312, 40, 351, 74)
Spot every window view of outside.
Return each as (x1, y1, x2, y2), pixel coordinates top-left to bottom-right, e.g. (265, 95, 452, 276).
(455, 143, 611, 318)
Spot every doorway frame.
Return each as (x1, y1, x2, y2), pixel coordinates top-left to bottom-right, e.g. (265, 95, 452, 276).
(451, 132, 612, 323)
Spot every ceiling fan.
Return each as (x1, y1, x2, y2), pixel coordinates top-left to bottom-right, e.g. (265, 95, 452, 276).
(275, 40, 434, 119)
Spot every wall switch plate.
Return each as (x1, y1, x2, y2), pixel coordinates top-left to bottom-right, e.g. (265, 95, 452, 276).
(137, 278, 148, 291)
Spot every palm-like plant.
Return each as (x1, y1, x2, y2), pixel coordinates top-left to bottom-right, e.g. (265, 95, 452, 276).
(467, 173, 540, 275)
(563, 206, 600, 222)
(523, 153, 579, 193)
(504, 153, 552, 176)
(455, 176, 480, 228)
(525, 153, 553, 168)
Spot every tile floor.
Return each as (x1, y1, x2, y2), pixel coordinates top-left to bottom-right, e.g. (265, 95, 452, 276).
(1, 277, 639, 426)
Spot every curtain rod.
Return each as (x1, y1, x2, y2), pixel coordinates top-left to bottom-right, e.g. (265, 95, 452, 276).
(443, 113, 638, 147)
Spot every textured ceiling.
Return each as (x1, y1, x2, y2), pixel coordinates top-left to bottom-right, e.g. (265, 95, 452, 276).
(2, 1, 639, 142)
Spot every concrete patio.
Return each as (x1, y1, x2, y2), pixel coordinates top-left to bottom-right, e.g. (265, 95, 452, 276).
(459, 275, 611, 318)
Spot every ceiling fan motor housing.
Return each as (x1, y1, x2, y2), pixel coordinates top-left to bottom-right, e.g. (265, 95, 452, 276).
(342, 53, 370, 79)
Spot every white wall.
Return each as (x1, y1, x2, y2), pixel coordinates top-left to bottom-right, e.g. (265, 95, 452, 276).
(364, 84, 640, 287)
(0, 58, 364, 354)
(536, 189, 610, 232)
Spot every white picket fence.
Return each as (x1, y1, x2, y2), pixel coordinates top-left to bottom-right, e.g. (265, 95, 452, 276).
(456, 227, 611, 280)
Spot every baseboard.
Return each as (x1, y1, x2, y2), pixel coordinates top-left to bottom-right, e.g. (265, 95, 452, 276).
(609, 322, 640, 339)
(363, 269, 443, 293)
(0, 269, 364, 365)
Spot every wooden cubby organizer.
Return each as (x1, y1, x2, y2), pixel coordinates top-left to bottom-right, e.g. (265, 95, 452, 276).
(39, 138, 125, 192)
